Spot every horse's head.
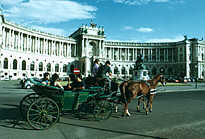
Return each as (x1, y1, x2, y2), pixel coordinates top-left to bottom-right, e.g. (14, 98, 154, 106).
(159, 74, 166, 86)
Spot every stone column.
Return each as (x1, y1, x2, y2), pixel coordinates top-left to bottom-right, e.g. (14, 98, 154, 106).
(132, 48, 134, 61)
(66, 43, 69, 57)
(172, 49, 174, 62)
(99, 40, 101, 57)
(102, 40, 104, 57)
(2, 27, 5, 49)
(43, 39, 46, 55)
(120, 48, 122, 61)
(86, 39, 89, 57)
(29, 35, 32, 52)
(128, 48, 130, 61)
(8, 29, 11, 49)
(112, 48, 114, 60)
(124, 48, 127, 61)
(34, 37, 37, 54)
(164, 49, 166, 61)
(59, 42, 62, 56)
(6, 30, 9, 49)
(20, 33, 23, 51)
(17, 32, 20, 51)
(62, 42, 65, 57)
(51, 40, 54, 56)
(69, 43, 72, 57)
(12, 30, 15, 50)
(55, 41, 58, 56)
(82, 38, 84, 57)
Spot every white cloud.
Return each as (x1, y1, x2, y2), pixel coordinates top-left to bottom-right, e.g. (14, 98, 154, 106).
(122, 26, 154, 33)
(113, 0, 151, 5)
(153, 0, 169, 2)
(31, 25, 68, 36)
(2, 0, 97, 25)
(0, 0, 23, 7)
(145, 35, 184, 42)
(136, 27, 154, 33)
(122, 26, 133, 30)
(113, 0, 184, 5)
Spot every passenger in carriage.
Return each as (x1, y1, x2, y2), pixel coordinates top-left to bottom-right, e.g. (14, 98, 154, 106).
(50, 73, 64, 89)
(65, 73, 86, 91)
(42, 72, 50, 85)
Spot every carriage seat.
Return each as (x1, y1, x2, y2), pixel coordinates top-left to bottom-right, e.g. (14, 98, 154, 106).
(29, 78, 64, 94)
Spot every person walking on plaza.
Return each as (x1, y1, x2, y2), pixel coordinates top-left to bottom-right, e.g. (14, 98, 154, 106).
(92, 59, 100, 77)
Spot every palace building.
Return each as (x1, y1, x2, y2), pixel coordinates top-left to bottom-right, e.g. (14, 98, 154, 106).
(0, 13, 205, 80)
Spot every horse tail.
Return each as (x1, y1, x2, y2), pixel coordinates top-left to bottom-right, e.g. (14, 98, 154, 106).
(120, 82, 127, 103)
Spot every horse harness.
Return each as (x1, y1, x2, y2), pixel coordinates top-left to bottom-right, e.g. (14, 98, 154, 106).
(141, 80, 158, 96)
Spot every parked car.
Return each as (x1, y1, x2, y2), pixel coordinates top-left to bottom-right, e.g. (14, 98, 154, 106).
(182, 78, 188, 83)
(173, 78, 180, 83)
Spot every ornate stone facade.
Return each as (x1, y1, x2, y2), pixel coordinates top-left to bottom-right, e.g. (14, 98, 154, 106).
(1, 13, 205, 80)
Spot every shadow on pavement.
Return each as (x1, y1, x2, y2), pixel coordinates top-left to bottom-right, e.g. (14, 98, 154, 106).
(59, 121, 167, 139)
(0, 104, 32, 130)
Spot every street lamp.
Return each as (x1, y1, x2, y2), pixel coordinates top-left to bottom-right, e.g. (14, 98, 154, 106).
(195, 65, 198, 89)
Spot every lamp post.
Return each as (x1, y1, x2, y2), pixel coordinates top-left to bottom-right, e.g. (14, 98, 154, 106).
(195, 65, 198, 89)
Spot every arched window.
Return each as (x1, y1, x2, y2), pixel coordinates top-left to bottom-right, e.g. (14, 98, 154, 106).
(47, 63, 51, 72)
(13, 59, 17, 70)
(3, 58, 8, 69)
(114, 67, 118, 74)
(30, 61, 35, 71)
(22, 60, 26, 70)
(63, 64, 67, 72)
(121, 67, 126, 74)
(39, 62, 43, 71)
(55, 64, 59, 72)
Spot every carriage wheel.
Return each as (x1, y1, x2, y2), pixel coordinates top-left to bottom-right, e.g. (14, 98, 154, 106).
(19, 93, 39, 118)
(93, 100, 112, 121)
(27, 98, 60, 130)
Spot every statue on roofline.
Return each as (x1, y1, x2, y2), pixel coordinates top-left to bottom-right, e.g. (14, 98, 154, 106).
(90, 20, 97, 28)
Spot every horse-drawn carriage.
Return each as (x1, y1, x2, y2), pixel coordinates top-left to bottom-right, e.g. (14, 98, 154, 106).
(19, 74, 165, 129)
(19, 78, 119, 130)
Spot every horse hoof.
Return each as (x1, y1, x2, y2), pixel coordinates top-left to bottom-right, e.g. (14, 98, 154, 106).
(137, 109, 140, 112)
(149, 109, 152, 112)
(122, 113, 130, 117)
(146, 111, 149, 115)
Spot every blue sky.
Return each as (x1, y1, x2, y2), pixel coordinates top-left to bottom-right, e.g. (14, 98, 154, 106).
(1, 0, 204, 42)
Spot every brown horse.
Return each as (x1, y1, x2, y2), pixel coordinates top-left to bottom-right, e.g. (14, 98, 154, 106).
(118, 74, 165, 116)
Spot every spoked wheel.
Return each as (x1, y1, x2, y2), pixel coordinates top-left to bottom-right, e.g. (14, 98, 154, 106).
(93, 100, 112, 121)
(19, 93, 39, 118)
(27, 98, 60, 130)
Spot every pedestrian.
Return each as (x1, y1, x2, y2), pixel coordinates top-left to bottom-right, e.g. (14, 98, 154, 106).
(92, 59, 100, 77)
(97, 60, 112, 91)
